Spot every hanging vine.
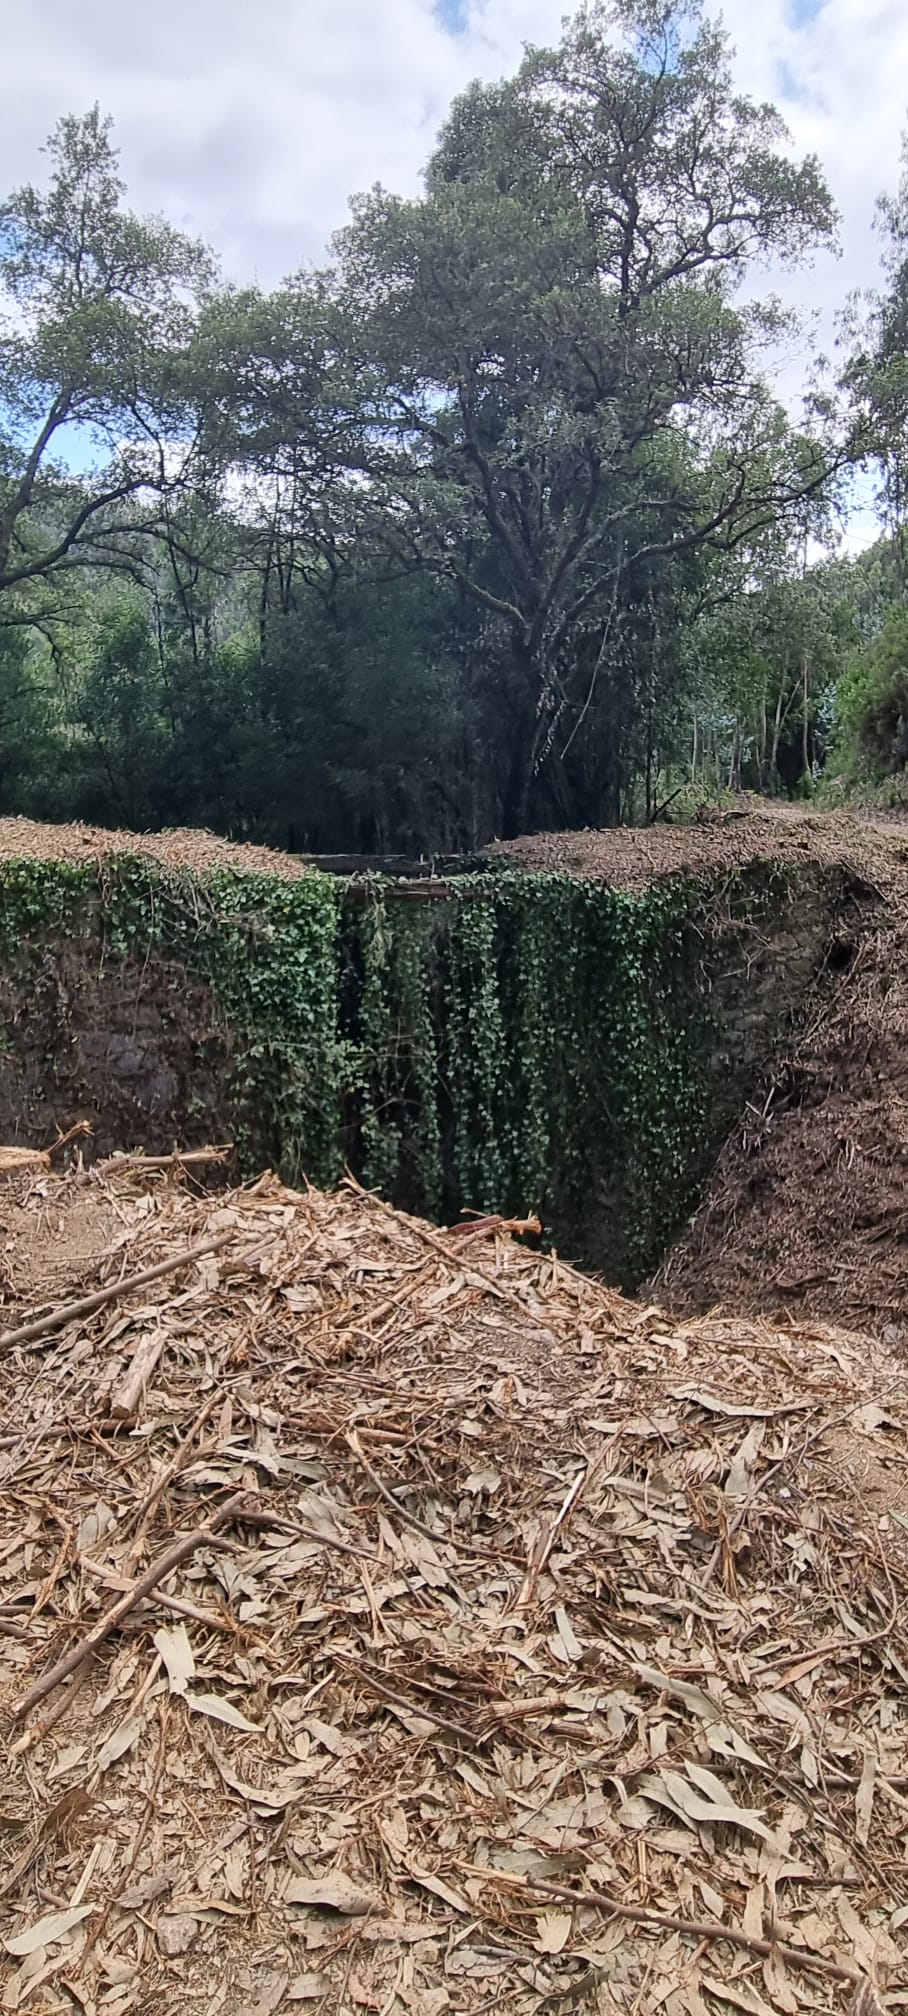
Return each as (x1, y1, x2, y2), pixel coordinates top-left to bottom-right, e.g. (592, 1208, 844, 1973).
(0, 850, 822, 1285)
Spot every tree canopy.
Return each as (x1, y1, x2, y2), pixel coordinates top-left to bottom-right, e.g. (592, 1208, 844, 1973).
(0, 3, 902, 845)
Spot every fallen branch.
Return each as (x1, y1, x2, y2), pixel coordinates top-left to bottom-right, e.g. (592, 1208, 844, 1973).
(455, 1864, 860, 1986)
(336, 1655, 479, 1745)
(238, 1502, 384, 1565)
(0, 1233, 234, 1357)
(11, 1490, 248, 1724)
(49, 1120, 94, 1157)
(99, 1144, 234, 1174)
(447, 1213, 542, 1241)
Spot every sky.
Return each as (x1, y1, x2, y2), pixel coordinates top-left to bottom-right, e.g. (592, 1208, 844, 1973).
(2, 0, 906, 549)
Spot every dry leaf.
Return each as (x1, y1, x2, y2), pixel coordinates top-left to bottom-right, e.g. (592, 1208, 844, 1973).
(185, 1691, 261, 1733)
(855, 1749, 876, 1847)
(285, 1875, 379, 1916)
(553, 1606, 583, 1662)
(535, 1911, 572, 1955)
(4, 1904, 93, 1956)
(642, 1769, 779, 1848)
(725, 1421, 765, 1499)
(347, 1971, 380, 2010)
(701, 1974, 777, 2016)
(153, 1623, 195, 1697)
(157, 1913, 198, 1957)
(96, 1715, 145, 1771)
(303, 1715, 346, 1757)
(743, 1883, 764, 1941)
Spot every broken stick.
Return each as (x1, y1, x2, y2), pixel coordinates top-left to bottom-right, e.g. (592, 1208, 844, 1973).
(108, 1330, 165, 1418)
(456, 1864, 860, 1987)
(99, 1144, 234, 1174)
(11, 1489, 248, 1723)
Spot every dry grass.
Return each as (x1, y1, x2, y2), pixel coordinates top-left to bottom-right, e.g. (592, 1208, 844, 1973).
(0, 1164, 905, 2014)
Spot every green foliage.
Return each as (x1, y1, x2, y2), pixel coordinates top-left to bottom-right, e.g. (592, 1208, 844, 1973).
(0, 14, 860, 847)
(0, 107, 212, 615)
(831, 606, 908, 781)
(341, 869, 717, 1280)
(0, 856, 343, 1184)
(0, 849, 751, 1282)
(333, 0, 837, 833)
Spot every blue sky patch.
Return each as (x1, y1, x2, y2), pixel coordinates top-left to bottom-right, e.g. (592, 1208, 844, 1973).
(787, 0, 825, 24)
(50, 422, 103, 476)
(434, 0, 469, 32)
(774, 56, 810, 104)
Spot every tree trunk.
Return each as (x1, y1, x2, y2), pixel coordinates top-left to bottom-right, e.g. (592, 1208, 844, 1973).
(769, 685, 785, 790)
(501, 716, 537, 839)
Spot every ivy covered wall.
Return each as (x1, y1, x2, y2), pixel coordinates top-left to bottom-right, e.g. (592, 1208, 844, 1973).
(0, 854, 846, 1285)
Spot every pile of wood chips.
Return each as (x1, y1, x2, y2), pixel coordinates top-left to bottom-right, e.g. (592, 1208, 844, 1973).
(0, 1165, 906, 2016)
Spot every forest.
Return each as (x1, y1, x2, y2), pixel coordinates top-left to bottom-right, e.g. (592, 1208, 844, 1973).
(3, 0, 908, 853)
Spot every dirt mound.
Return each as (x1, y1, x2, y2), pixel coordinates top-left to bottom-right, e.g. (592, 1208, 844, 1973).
(0, 1165, 905, 2014)
(656, 841, 908, 1330)
(499, 801, 908, 1326)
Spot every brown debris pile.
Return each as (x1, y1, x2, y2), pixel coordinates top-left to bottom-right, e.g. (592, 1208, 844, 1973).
(0, 1167, 906, 2016)
(0, 816, 310, 883)
(493, 799, 908, 890)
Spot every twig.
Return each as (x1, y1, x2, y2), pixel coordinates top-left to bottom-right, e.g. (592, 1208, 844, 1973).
(10, 1490, 248, 1723)
(336, 1655, 478, 1745)
(127, 1390, 220, 1546)
(78, 1556, 234, 1633)
(49, 1121, 94, 1157)
(8, 1658, 94, 1759)
(346, 1429, 499, 1568)
(455, 1865, 860, 1986)
(84, 1698, 170, 1958)
(0, 1233, 234, 1357)
(239, 1504, 383, 1565)
(700, 1411, 836, 1591)
(517, 1466, 588, 1608)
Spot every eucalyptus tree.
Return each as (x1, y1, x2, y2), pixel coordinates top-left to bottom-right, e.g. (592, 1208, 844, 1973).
(334, 0, 840, 831)
(0, 107, 215, 626)
(844, 135, 908, 590)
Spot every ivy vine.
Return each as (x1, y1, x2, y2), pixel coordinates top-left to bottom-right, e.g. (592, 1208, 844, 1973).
(0, 851, 818, 1286)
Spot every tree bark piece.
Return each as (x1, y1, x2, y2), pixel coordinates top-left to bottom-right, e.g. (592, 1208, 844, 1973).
(109, 1332, 165, 1418)
(11, 1490, 248, 1723)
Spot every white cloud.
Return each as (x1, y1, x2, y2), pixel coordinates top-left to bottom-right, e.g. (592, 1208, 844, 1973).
(1, 0, 903, 519)
(3, 0, 899, 298)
